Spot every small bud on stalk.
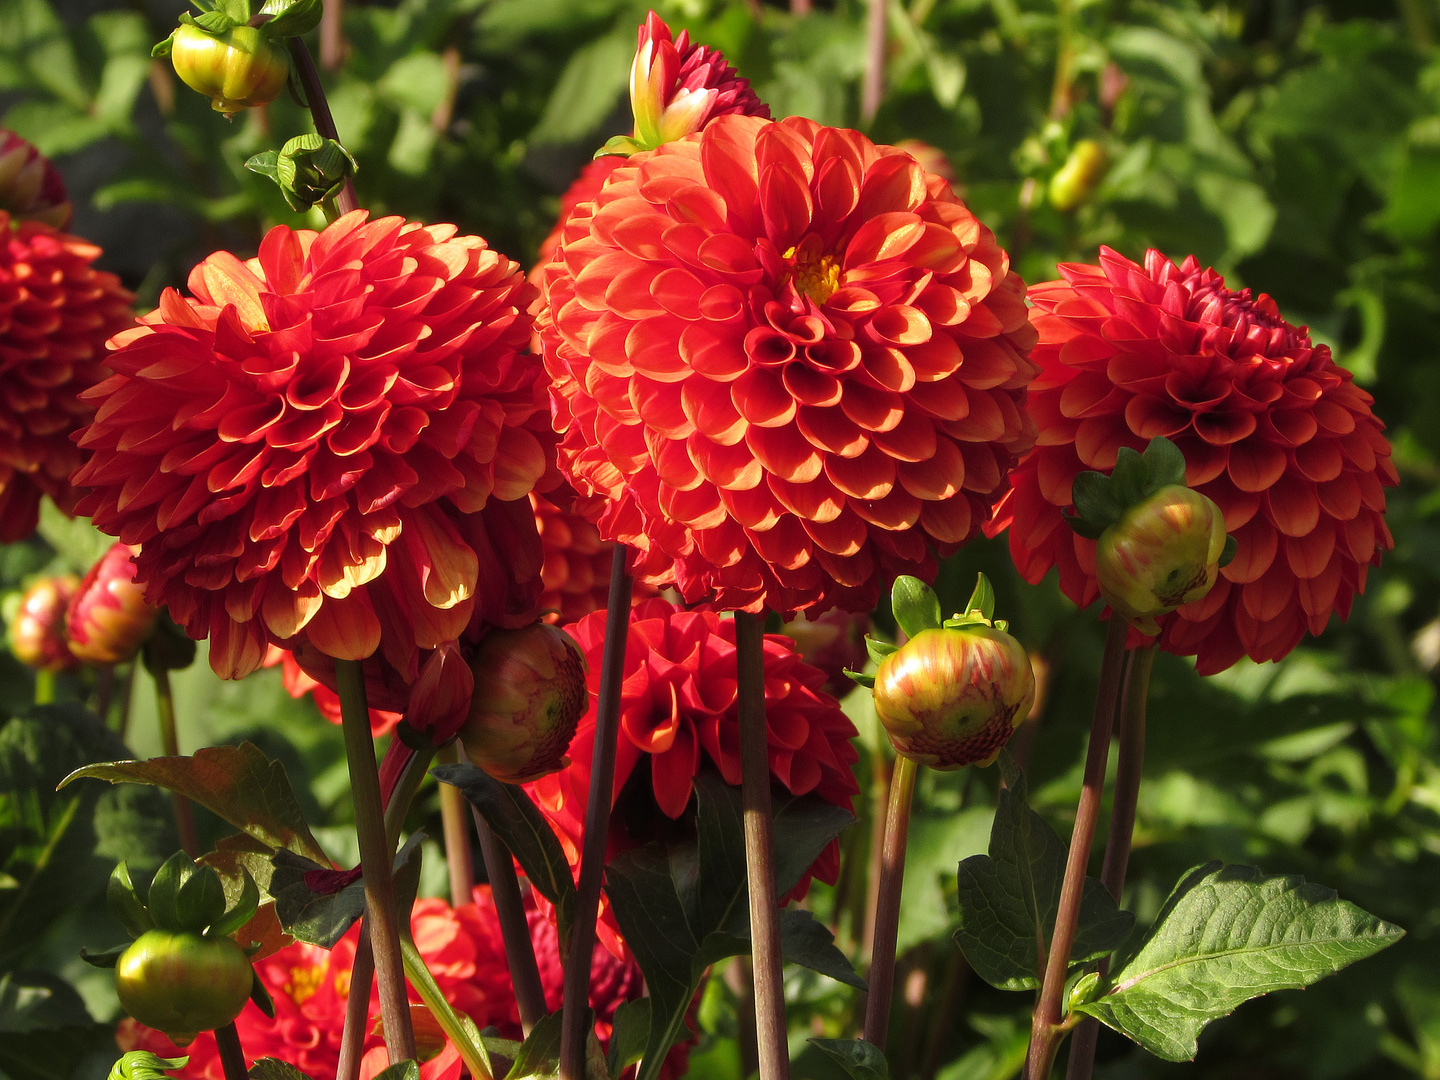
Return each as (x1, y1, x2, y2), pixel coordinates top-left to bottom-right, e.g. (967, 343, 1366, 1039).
(165, 23, 289, 115)
(7, 576, 81, 672)
(1095, 484, 1227, 635)
(67, 542, 159, 665)
(1048, 138, 1109, 213)
(459, 622, 588, 784)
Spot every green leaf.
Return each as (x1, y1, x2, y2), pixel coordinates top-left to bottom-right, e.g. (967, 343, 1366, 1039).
(505, 1009, 562, 1080)
(1109, 446, 1148, 508)
(80, 943, 128, 968)
(62, 742, 331, 866)
(176, 861, 228, 932)
(891, 575, 942, 638)
(371, 1063, 420, 1080)
(431, 762, 576, 936)
(964, 573, 996, 621)
(1069, 471, 1122, 533)
(529, 29, 632, 145)
(257, 0, 322, 39)
(207, 868, 260, 938)
(145, 851, 197, 932)
(109, 1052, 190, 1080)
(190, 10, 235, 33)
(605, 772, 854, 1080)
(245, 150, 281, 180)
(607, 999, 650, 1077)
(269, 833, 423, 947)
(865, 637, 898, 665)
(953, 772, 1133, 991)
(808, 1039, 889, 1080)
(247, 1060, 312, 1080)
(0, 971, 93, 1032)
(1142, 437, 1187, 490)
(107, 862, 153, 937)
(1075, 862, 1404, 1061)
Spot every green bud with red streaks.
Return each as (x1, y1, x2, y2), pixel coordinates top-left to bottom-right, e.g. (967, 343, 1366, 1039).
(164, 23, 289, 116)
(459, 622, 588, 784)
(7, 576, 80, 672)
(849, 574, 1035, 770)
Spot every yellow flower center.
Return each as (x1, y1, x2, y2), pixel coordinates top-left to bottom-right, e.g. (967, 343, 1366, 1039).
(286, 963, 325, 1006)
(784, 244, 841, 305)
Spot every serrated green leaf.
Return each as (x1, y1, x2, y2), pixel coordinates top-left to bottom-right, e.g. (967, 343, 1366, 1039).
(891, 575, 943, 638)
(953, 772, 1133, 991)
(808, 1039, 889, 1080)
(1075, 862, 1404, 1061)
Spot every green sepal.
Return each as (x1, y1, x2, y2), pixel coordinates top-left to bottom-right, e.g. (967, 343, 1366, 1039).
(107, 861, 154, 937)
(843, 668, 875, 689)
(1219, 534, 1238, 568)
(213, 0, 253, 23)
(964, 573, 996, 622)
(151, 32, 175, 58)
(109, 1052, 190, 1080)
(245, 150, 281, 181)
(1062, 509, 1107, 540)
(865, 637, 898, 665)
(81, 943, 129, 968)
(208, 867, 260, 939)
(258, 0, 323, 39)
(176, 861, 228, 933)
(249, 966, 276, 1019)
(596, 136, 642, 158)
(147, 851, 197, 931)
(1065, 437, 1191, 538)
(269, 134, 358, 212)
(1145, 436, 1187, 488)
(190, 10, 237, 33)
(1069, 470, 1124, 534)
(891, 575, 943, 639)
(142, 613, 197, 674)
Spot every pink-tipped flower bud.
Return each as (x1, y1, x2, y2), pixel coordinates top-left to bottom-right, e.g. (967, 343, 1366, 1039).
(8, 576, 81, 672)
(872, 624, 1036, 770)
(0, 130, 71, 229)
(602, 11, 769, 156)
(66, 543, 158, 665)
(460, 623, 588, 784)
(169, 24, 289, 115)
(1095, 483, 1227, 635)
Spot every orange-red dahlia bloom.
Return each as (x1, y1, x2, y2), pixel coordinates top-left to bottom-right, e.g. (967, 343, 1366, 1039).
(0, 130, 71, 228)
(532, 488, 618, 621)
(539, 114, 1038, 616)
(989, 248, 1396, 673)
(527, 597, 859, 935)
(73, 210, 556, 680)
(118, 887, 676, 1080)
(0, 211, 133, 542)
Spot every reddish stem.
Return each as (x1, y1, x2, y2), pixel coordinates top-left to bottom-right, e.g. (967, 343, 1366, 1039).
(861, 753, 918, 1049)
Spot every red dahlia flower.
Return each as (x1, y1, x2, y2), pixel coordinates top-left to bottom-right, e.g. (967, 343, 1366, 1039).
(0, 211, 133, 542)
(989, 247, 1396, 673)
(0, 130, 72, 228)
(532, 488, 618, 621)
(73, 210, 556, 680)
(527, 597, 859, 939)
(539, 114, 1038, 616)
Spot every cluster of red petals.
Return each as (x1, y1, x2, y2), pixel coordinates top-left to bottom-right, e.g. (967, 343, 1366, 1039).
(638, 11, 770, 128)
(527, 597, 859, 949)
(531, 488, 618, 621)
(0, 211, 132, 542)
(118, 887, 678, 1079)
(0, 129, 71, 228)
(262, 644, 402, 736)
(73, 211, 556, 681)
(990, 247, 1396, 673)
(539, 114, 1038, 616)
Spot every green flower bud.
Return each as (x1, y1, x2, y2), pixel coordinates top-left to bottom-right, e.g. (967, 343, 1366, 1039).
(170, 24, 289, 115)
(1048, 139, 1109, 213)
(1095, 483, 1227, 635)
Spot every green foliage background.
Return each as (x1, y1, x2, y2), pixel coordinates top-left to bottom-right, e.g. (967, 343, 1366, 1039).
(4, 0, 1440, 1078)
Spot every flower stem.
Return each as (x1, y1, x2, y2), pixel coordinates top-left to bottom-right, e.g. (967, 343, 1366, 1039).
(151, 666, 198, 857)
(401, 936, 493, 1079)
(215, 1023, 247, 1080)
(473, 803, 547, 1034)
(34, 668, 54, 706)
(559, 544, 633, 1080)
(1064, 644, 1155, 1080)
(437, 743, 475, 905)
(860, 0, 886, 123)
(1023, 618, 1128, 1080)
(861, 753, 919, 1049)
(287, 36, 358, 214)
(735, 609, 790, 1080)
(336, 658, 415, 1065)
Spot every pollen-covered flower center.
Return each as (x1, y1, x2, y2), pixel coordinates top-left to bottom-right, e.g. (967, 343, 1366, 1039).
(284, 963, 324, 1005)
(784, 243, 841, 305)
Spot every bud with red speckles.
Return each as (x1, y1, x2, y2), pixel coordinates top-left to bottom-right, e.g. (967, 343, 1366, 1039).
(66, 543, 159, 665)
(0, 130, 71, 228)
(460, 623, 588, 784)
(7, 576, 81, 672)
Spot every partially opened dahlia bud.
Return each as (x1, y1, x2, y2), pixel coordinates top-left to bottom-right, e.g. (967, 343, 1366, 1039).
(66, 543, 158, 664)
(8, 576, 80, 672)
(1096, 485, 1227, 635)
(858, 576, 1034, 770)
(460, 623, 587, 783)
(0, 130, 71, 228)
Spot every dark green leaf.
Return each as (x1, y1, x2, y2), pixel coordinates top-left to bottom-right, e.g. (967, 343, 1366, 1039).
(953, 772, 1133, 990)
(1109, 446, 1148, 508)
(808, 1039, 889, 1080)
(1219, 534, 1238, 568)
(505, 1009, 563, 1079)
(270, 832, 423, 947)
(1142, 437, 1187, 490)
(145, 851, 196, 932)
(1069, 471, 1122, 532)
(107, 862, 153, 937)
(715, 909, 866, 989)
(371, 1063, 420, 1080)
(79, 943, 127, 968)
(250, 967, 275, 1019)
(176, 861, 227, 932)
(0, 971, 92, 1032)
(208, 869, 259, 939)
(62, 742, 331, 865)
(607, 999, 651, 1077)
(247, 1060, 311, 1080)
(891, 575, 943, 638)
(1075, 863, 1404, 1061)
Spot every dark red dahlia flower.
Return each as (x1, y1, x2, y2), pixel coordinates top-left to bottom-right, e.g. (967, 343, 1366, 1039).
(0, 211, 133, 542)
(526, 597, 860, 925)
(539, 114, 1038, 616)
(989, 247, 1396, 674)
(73, 210, 557, 679)
(0, 130, 71, 228)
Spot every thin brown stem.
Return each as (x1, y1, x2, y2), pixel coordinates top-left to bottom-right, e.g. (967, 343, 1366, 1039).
(473, 804, 548, 1034)
(726, 957, 760, 1078)
(861, 0, 887, 123)
(1064, 645, 1155, 1080)
(215, 1023, 247, 1080)
(736, 610, 790, 1080)
(862, 754, 919, 1049)
(336, 659, 415, 1065)
(437, 743, 475, 906)
(152, 666, 198, 857)
(560, 545, 633, 1080)
(1023, 618, 1128, 1080)
(320, 0, 346, 71)
(287, 37, 359, 214)
(335, 932, 373, 1080)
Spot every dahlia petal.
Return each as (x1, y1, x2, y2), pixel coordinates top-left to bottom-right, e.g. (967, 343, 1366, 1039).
(1267, 474, 1320, 538)
(1226, 439, 1288, 492)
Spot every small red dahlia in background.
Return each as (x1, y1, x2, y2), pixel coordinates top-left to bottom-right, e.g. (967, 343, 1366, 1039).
(539, 114, 1037, 616)
(527, 596, 859, 951)
(0, 130, 71, 229)
(73, 210, 557, 680)
(989, 247, 1396, 673)
(66, 542, 158, 665)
